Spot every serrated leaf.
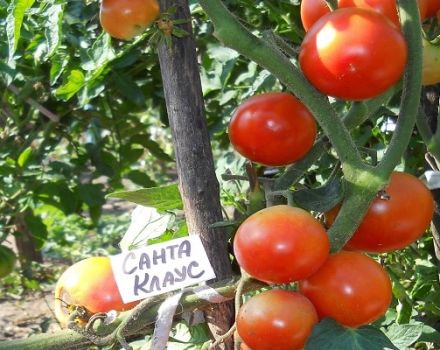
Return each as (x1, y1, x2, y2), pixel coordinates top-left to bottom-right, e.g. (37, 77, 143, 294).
(119, 205, 173, 251)
(108, 184, 183, 212)
(17, 146, 32, 168)
(305, 319, 398, 350)
(292, 178, 343, 212)
(384, 323, 423, 349)
(6, 0, 35, 62)
(55, 69, 85, 100)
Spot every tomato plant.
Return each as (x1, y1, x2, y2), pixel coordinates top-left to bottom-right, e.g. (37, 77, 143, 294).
(326, 172, 434, 252)
(299, 251, 392, 328)
(0, 245, 16, 279)
(54, 256, 138, 327)
(233, 205, 329, 283)
(228, 92, 317, 166)
(100, 0, 160, 40)
(237, 289, 318, 350)
(300, 0, 429, 31)
(299, 8, 407, 100)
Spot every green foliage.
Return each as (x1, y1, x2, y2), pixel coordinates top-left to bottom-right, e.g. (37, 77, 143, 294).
(108, 184, 183, 212)
(305, 319, 398, 350)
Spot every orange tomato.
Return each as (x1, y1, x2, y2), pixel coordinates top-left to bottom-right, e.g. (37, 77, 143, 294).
(100, 0, 160, 40)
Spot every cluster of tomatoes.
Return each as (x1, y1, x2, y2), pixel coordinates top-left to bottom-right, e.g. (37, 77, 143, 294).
(228, 2, 438, 346)
(232, 177, 433, 349)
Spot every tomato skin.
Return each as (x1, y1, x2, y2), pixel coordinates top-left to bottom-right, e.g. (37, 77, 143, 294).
(300, 0, 428, 30)
(54, 256, 138, 327)
(234, 205, 329, 284)
(299, 251, 392, 328)
(426, 0, 440, 17)
(0, 245, 16, 279)
(327, 172, 434, 252)
(300, 0, 330, 31)
(100, 0, 160, 40)
(237, 289, 318, 350)
(228, 92, 317, 167)
(299, 8, 407, 101)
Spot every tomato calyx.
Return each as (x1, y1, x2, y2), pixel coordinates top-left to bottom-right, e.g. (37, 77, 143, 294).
(148, 8, 190, 48)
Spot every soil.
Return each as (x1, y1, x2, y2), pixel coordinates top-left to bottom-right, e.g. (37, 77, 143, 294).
(0, 287, 61, 341)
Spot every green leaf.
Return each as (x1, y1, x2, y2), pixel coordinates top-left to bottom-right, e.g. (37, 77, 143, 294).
(292, 178, 343, 212)
(125, 170, 157, 188)
(55, 70, 85, 101)
(43, 3, 64, 60)
(24, 212, 48, 249)
(108, 184, 182, 212)
(113, 74, 145, 106)
(130, 135, 174, 162)
(419, 325, 440, 343)
(209, 220, 241, 229)
(82, 33, 115, 71)
(78, 183, 106, 207)
(305, 319, 398, 350)
(6, 0, 35, 62)
(384, 323, 423, 349)
(17, 146, 32, 168)
(49, 52, 69, 85)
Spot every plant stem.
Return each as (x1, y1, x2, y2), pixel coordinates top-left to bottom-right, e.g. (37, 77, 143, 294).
(377, 0, 423, 175)
(198, 0, 362, 168)
(0, 278, 265, 350)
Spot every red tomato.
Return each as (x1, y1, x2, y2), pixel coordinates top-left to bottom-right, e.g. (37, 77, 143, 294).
(300, 0, 428, 30)
(299, 8, 407, 100)
(228, 92, 317, 166)
(301, 0, 331, 31)
(237, 289, 318, 350)
(100, 0, 160, 40)
(426, 0, 440, 17)
(326, 172, 434, 252)
(299, 251, 392, 327)
(234, 205, 329, 283)
(240, 343, 253, 350)
(54, 256, 138, 327)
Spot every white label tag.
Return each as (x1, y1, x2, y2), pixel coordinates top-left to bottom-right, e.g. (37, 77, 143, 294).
(110, 236, 216, 303)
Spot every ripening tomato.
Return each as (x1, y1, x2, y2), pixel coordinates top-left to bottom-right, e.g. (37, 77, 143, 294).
(299, 251, 392, 328)
(237, 289, 318, 350)
(326, 172, 434, 253)
(426, 0, 440, 17)
(228, 92, 317, 167)
(300, 0, 428, 31)
(100, 0, 160, 40)
(0, 245, 16, 279)
(233, 205, 329, 284)
(422, 38, 440, 86)
(299, 8, 407, 100)
(54, 256, 138, 327)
